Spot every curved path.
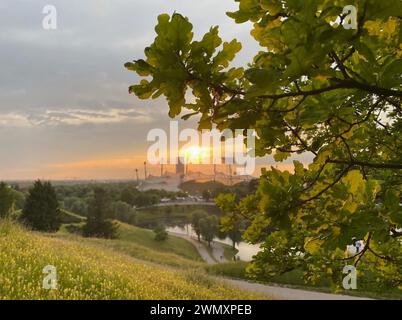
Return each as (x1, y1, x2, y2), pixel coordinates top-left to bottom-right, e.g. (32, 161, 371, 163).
(210, 241, 227, 263)
(168, 231, 229, 264)
(168, 231, 216, 264)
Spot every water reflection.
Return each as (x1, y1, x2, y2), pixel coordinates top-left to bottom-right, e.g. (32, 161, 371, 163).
(166, 224, 261, 262)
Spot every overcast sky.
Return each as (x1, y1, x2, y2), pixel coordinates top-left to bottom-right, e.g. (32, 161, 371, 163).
(0, 0, 307, 180)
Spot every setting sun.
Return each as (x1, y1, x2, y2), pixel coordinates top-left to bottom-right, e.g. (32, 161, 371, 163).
(183, 146, 209, 163)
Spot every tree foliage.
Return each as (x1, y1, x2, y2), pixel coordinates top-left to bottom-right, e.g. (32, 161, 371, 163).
(154, 225, 168, 241)
(62, 196, 88, 217)
(191, 210, 208, 242)
(83, 188, 118, 239)
(0, 182, 14, 218)
(216, 193, 244, 249)
(111, 200, 136, 224)
(127, 0, 402, 290)
(200, 215, 219, 247)
(21, 181, 61, 232)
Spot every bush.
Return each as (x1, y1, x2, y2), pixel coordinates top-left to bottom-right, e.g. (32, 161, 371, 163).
(154, 225, 168, 241)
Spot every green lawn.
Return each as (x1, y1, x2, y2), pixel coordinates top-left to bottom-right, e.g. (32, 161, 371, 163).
(206, 261, 249, 279)
(117, 222, 202, 261)
(56, 221, 203, 268)
(62, 234, 204, 269)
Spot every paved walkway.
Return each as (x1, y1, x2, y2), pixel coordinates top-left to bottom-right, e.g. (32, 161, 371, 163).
(210, 241, 227, 263)
(222, 279, 372, 300)
(168, 231, 229, 264)
(168, 231, 217, 264)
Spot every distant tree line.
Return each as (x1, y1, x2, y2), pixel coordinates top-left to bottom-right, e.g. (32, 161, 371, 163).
(54, 184, 191, 228)
(0, 180, 118, 239)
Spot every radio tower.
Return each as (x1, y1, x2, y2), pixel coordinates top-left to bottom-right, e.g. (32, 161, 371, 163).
(135, 168, 139, 184)
(229, 164, 233, 186)
(143, 161, 147, 180)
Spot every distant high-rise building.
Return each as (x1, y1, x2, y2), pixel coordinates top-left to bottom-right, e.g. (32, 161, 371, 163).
(176, 157, 185, 175)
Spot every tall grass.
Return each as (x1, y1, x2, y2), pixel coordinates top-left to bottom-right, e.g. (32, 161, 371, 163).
(0, 220, 264, 300)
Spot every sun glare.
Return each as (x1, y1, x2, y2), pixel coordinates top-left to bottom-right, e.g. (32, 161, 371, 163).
(183, 146, 209, 163)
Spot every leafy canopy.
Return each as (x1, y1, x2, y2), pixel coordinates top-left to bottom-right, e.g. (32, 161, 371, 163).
(127, 0, 402, 290)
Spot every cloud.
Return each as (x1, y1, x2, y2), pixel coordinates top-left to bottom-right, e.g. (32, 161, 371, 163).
(0, 108, 154, 127)
(0, 113, 31, 127)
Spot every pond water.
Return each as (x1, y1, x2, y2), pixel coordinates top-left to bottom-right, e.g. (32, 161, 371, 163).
(166, 224, 261, 262)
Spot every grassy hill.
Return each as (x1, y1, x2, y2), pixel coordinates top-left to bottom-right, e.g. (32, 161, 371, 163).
(0, 220, 263, 299)
(117, 223, 201, 261)
(58, 222, 203, 269)
(57, 222, 203, 268)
